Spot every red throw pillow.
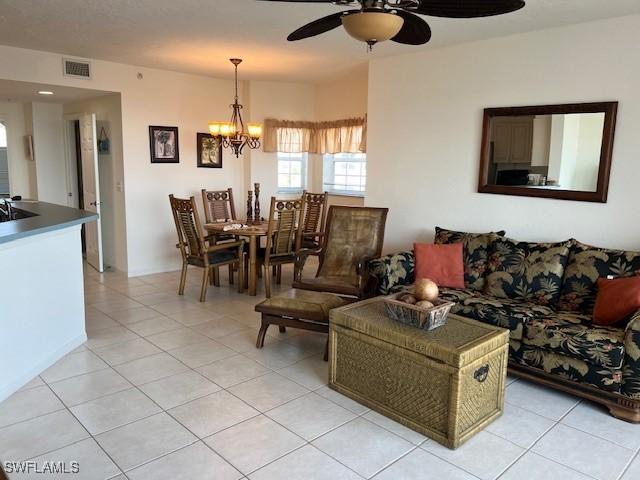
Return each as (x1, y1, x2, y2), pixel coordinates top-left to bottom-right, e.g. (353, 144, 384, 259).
(414, 243, 465, 289)
(593, 276, 640, 326)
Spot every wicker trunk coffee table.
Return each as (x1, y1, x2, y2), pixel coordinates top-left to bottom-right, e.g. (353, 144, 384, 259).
(329, 297, 509, 449)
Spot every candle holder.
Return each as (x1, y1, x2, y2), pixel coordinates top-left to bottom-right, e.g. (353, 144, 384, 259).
(246, 190, 253, 224)
(254, 183, 261, 223)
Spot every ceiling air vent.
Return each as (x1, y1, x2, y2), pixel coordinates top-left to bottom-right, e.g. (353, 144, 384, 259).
(62, 58, 92, 79)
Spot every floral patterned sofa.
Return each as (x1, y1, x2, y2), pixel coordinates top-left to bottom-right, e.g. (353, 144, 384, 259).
(369, 227, 640, 422)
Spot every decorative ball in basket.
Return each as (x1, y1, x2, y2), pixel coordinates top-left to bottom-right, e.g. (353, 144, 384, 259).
(384, 278, 455, 331)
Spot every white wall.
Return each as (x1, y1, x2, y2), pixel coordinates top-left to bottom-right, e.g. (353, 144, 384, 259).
(0, 45, 370, 275)
(0, 45, 245, 276)
(64, 94, 127, 272)
(31, 102, 67, 205)
(314, 66, 369, 207)
(367, 14, 640, 253)
(248, 81, 316, 205)
(315, 64, 369, 122)
(247, 72, 370, 210)
(0, 100, 37, 198)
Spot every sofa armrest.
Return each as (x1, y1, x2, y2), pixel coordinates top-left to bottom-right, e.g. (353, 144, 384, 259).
(622, 310, 640, 398)
(367, 251, 415, 296)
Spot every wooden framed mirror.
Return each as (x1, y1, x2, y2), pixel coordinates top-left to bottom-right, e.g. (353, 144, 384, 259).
(478, 102, 618, 203)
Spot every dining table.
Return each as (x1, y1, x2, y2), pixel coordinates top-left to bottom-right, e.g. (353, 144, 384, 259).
(204, 220, 269, 296)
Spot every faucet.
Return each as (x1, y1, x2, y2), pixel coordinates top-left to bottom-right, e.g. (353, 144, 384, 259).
(0, 199, 13, 219)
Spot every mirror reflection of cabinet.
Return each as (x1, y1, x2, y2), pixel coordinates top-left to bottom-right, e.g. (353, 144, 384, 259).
(491, 116, 533, 164)
(478, 102, 618, 203)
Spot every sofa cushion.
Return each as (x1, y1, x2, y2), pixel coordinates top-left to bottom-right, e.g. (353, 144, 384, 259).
(368, 251, 414, 295)
(434, 227, 505, 292)
(523, 317, 626, 370)
(511, 343, 622, 393)
(439, 287, 554, 341)
(557, 240, 640, 313)
(484, 237, 572, 307)
(594, 276, 640, 326)
(414, 243, 465, 288)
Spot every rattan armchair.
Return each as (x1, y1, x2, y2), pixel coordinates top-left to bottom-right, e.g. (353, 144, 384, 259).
(293, 205, 388, 299)
(169, 194, 244, 302)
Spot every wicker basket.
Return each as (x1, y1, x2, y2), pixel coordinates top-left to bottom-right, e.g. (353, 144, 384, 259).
(384, 293, 454, 331)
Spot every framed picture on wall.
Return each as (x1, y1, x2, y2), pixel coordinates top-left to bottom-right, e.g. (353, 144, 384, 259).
(197, 132, 223, 168)
(149, 126, 179, 163)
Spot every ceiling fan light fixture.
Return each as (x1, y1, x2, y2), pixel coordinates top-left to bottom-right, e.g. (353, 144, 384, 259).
(341, 11, 404, 45)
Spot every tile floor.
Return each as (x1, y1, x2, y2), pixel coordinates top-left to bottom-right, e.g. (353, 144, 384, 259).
(1, 264, 639, 480)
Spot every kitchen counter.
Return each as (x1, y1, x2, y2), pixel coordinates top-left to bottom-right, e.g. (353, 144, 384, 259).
(0, 200, 97, 244)
(0, 201, 97, 402)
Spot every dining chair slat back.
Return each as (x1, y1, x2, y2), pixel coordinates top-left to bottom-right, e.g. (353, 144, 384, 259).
(202, 188, 236, 223)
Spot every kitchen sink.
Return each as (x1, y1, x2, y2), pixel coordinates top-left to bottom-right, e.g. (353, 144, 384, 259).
(0, 206, 38, 222)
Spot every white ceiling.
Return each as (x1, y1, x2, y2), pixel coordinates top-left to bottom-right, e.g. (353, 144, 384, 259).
(0, 79, 115, 103)
(0, 0, 639, 82)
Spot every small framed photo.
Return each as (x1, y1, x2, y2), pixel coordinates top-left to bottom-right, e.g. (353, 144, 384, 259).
(149, 126, 179, 163)
(197, 132, 223, 168)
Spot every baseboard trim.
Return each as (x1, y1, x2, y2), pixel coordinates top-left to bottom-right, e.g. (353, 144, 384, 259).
(0, 332, 87, 403)
(127, 265, 181, 278)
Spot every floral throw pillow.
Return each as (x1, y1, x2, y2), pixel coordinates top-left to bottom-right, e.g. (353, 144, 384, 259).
(484, 237, 572, 307)
(368, 251, 415, 295)
(435, 227, 506, 291)
(557, 240, 640, 313)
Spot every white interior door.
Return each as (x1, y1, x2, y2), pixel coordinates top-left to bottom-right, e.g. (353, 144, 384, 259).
(80, 113, 104, 272)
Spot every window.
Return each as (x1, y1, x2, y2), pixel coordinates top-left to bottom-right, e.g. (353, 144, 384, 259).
(323, 153, 366, 196)
(277, 152, 307, 193)
(0, 123, 6, 147)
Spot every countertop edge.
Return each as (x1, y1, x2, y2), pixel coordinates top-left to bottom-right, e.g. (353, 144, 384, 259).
(0, 201, 99, 245)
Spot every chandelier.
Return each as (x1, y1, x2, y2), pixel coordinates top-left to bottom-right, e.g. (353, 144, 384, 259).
(208, 58, 262, 157)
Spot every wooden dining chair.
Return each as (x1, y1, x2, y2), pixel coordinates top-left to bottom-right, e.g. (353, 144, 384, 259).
(296, 190, 329, 254)
(169, 194, 244, 302)
(202, 187, 237, 284)
(293, 205, 389, 299)
(248, 197, 305, 298)
(201, 188, 236, 224)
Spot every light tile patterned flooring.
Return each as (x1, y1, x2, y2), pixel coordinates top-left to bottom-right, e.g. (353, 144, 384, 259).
(1, 264, 639, 479)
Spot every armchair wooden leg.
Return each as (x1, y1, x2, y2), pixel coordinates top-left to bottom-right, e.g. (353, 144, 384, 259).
(178, 263, 188, 295)
(213, 268, 220, 287)
(199, 267, 209, 302)
(276, 265, 282, 285)
(256, 319, 269, 348)
(279, 326, 286, 333)
(272, 265, 277, 277)
(264, 264, 272, 298)
(228, 264, 234, 285)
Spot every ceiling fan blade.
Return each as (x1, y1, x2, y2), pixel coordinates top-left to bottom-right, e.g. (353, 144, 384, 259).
(287, 11, 348, 41)
(256, 0, 336, 3)
(391, 11, 431, 45)
(413, 0, 525, 18)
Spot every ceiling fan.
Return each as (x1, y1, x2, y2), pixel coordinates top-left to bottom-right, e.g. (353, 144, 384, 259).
(257, 0, 525, 49)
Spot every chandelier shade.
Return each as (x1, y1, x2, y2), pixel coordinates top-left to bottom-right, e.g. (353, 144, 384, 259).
(208, 58, 262, 157)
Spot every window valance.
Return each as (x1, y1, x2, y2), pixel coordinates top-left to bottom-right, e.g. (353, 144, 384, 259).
(263, 116, 367, 154)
